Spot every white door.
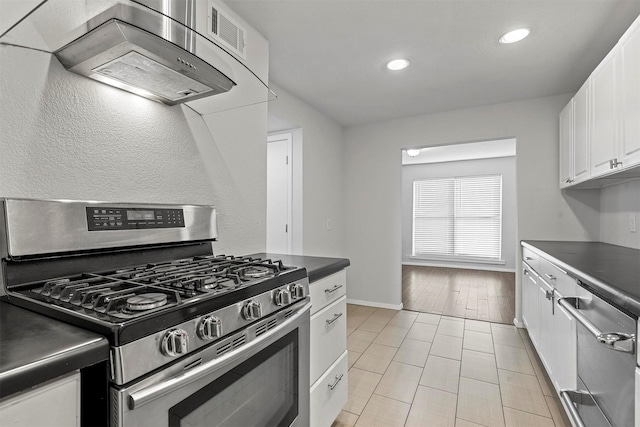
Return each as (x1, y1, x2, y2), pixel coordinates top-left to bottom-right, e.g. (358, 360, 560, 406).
(267, 134, 292, 253)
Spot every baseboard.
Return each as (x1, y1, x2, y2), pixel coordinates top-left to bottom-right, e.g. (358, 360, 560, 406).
(513, 318, 525, 328)
(402, 261, 516, 273)
(347, 299, 403, 310)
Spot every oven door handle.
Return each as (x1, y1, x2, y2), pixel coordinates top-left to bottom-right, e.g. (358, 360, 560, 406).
(128, 301, 312, 410)
(557, 297, 636, 353)
(559, 390, 587, 427)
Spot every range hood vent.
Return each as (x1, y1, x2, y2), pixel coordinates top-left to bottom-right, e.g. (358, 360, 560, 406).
(55, 17, 236, 105)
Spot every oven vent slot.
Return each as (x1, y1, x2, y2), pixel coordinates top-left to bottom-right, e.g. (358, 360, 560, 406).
(216, 342, 233, 356)
(232, 336, 246, 348)
(284, 310, 294, 318)
(256, 318, 279, 336)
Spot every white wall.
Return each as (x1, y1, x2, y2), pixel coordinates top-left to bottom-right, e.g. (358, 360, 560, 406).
(344, 94, 601, 315)
(267, 84, 345, 257)
(0, 43, 268, 256)
(402, 156, 517, 271)
(599, 180, 640, 249)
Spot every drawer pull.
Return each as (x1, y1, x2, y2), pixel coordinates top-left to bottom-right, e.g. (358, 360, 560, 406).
(328, 373, 344, 390)
(326, 312, 343, 325)
(525, 256, 534, 261)
(325, 284, 343, 294)
(544, 273, 556, 281)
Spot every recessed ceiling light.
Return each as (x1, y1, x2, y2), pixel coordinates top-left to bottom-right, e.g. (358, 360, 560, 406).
(406, 149, 421, 157)
(499, 27, 531, 44)
(387, 58, 410, 71)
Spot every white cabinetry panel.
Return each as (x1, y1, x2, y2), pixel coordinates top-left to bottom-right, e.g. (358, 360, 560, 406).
(0, 371, 80, 427)
(309, 270, 347, 316)
(620, 17, 640, 169)
(590, 49, 619, 177)
(559, 100, 573, 188)
(310, 351, 348, 427)
(573, 82, 591, 184)
(310, 296, 347, 384)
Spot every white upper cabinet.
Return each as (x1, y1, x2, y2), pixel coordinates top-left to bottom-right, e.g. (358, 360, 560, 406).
(620, 17, 640, 168)
(559, 15, 640, 188)
(590, 49, 620, 177)
(573, 82, 591, 184)
(559, 100, 574, 188)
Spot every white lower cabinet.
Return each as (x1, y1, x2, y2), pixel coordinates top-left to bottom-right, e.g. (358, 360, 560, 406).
(310, 351, 348, 427)
(0, 371, 80, 427)
(521, 245, 578, 398)
(636, 368, 640, 427)
(310, 297, 347, 384)
(309, 269, 348, 427)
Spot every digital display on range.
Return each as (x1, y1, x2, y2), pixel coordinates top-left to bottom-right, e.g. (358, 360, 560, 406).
(87, 207, 185, 231)
(126, 210, 154, 221)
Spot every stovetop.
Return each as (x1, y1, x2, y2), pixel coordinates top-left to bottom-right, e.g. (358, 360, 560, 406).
(5, 255, 308, 345)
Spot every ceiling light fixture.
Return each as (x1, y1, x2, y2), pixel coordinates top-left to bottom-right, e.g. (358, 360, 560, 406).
(387, 58, 411, 71)
(406, 149, 421, 157)
(499, 27, 531, 44)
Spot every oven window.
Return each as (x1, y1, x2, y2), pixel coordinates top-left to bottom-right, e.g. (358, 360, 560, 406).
(169, 330, 299, 427)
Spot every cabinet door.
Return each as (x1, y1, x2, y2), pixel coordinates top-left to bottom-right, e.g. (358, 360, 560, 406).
(620, 17, 640, 169)
(522, 265, 539, 346)
(554, 302, 576, 391)
(559, 100, 574, 188)
(573, 82, 590, 183)
(590, 49, 620, 177)
(537, 281, 554, 377)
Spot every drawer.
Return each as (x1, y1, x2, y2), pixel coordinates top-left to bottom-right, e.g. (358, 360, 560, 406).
(522, 246, 540, 272)
(310, 351, 348, 427)
(310, 296, 347, 384)
(309, 270, 347, 315)
(538, 257, 576, 297)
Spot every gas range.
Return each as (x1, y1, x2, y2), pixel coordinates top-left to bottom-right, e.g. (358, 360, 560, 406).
(0, 198, 309, 385)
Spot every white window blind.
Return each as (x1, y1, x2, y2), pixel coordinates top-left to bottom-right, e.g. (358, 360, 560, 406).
(412, 174, 502, 261)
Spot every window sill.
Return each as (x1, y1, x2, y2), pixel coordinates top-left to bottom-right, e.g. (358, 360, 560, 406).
(410, 255, 505, 266)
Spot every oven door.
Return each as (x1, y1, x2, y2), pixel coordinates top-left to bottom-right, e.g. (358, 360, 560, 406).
(112, 301, 311, 427)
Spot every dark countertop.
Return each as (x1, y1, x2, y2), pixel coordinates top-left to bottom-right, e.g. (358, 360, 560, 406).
(522, 241, 640, 317)
(250, 253, 350, 283)
(0, 301, 109, 399)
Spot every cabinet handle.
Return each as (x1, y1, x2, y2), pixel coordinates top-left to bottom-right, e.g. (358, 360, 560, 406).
(328, 373, 344, 390)
(326, 312, 343, 325)
(324, 284, 343, 294)
(525, 257, 533, 261)
(609, 158, 622, 169)
(559, 390, 587, 427)
(558, 297, 635, 353)
(544, 273, 556, 281)
(565, 178, 574, 183)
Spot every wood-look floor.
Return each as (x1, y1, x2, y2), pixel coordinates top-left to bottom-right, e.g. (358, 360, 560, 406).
(402, 266, 515, 325)
(333, 305, 571, 427)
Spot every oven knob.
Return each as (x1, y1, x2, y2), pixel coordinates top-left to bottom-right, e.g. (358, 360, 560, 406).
(274, 289, 292, 306)
(161, 329, 189, 357)
(289, 283, 305, 299)
(242, 301, 262, 320)
(198, 316, 222, 340)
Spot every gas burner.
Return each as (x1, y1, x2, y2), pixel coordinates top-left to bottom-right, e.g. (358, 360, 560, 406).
(126, 293, 168, 311)
(239, 266, 274, 279)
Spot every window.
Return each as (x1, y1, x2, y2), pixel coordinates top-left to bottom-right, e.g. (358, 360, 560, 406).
(412, 174, 502, 261)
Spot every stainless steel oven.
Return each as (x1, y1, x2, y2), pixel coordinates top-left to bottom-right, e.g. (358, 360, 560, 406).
(0, 198, 311, 427)
(113, 300, 310, 427)
(558, 285, 636, 427)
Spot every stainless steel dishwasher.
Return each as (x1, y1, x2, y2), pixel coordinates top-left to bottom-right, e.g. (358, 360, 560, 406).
(558, 285, 636, 427)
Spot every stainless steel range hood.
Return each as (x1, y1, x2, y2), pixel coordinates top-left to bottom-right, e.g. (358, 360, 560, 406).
(53, 1, 236, 105)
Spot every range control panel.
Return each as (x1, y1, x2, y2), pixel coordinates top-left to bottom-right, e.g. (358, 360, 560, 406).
(86, 207, 185, 231)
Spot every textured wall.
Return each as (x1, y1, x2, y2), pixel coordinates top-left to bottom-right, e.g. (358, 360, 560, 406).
(0, 43, 267, 255)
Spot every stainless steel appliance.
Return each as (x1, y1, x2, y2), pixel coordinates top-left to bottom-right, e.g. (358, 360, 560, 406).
(0, 198, 310, 427)
(558, 286, 636, 427)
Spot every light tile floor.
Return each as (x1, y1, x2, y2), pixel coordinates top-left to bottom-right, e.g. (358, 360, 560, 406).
(333, 305, 571, 427)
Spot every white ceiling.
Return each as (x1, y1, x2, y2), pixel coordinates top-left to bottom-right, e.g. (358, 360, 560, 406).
(226, 0, 640, 128)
